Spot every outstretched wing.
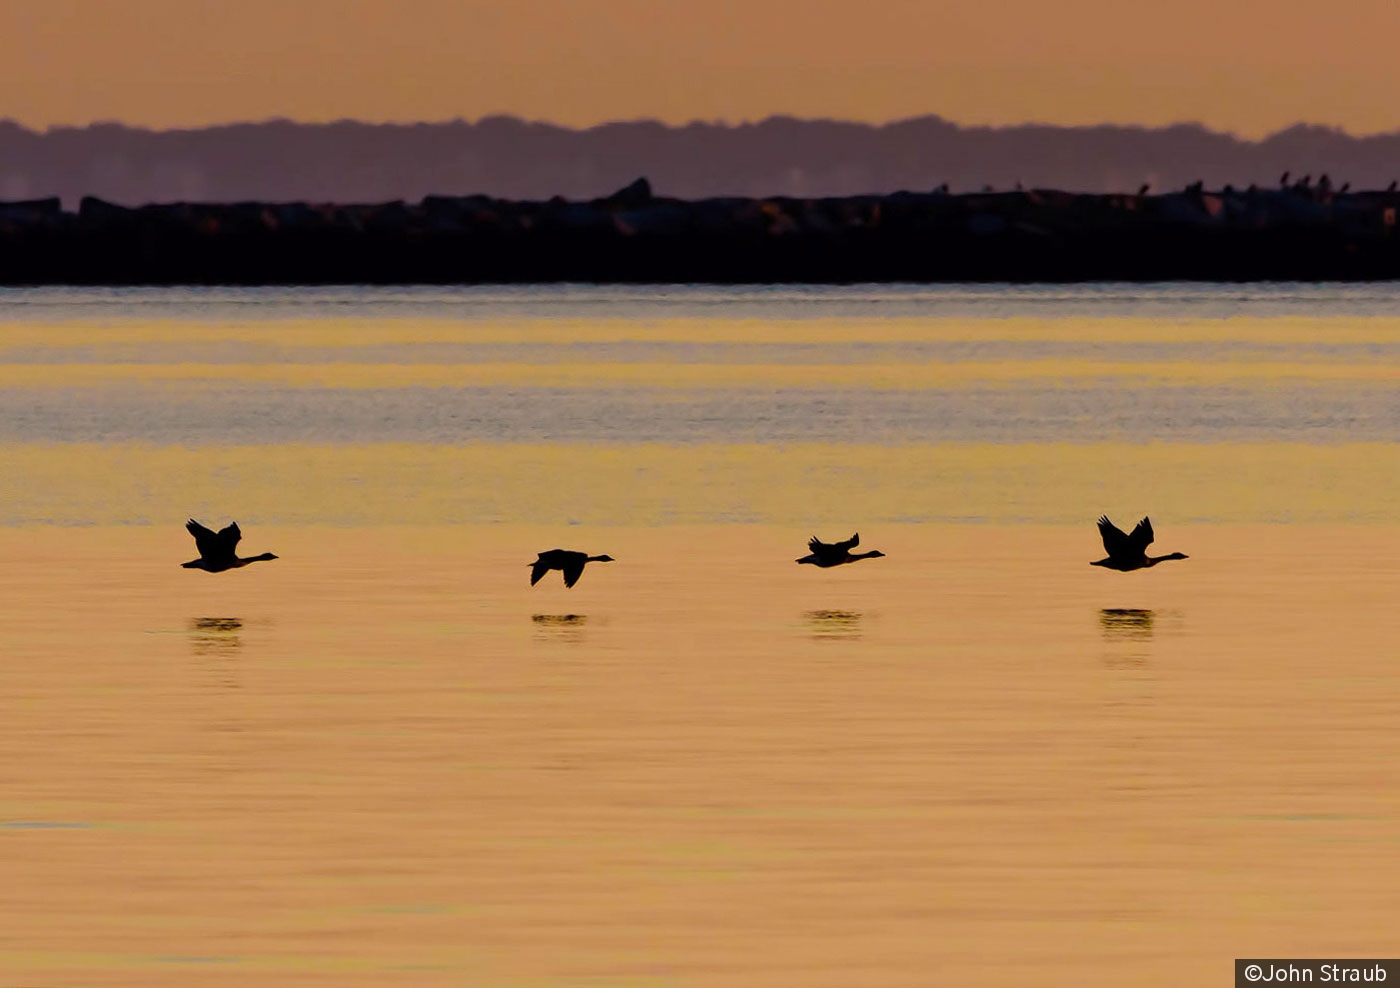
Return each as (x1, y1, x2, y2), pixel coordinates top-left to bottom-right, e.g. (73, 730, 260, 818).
(1097, 515, 1130, 558)
(561, 560, 586, 588)
(1126, 517, 1155, 555)
(530, 559, 550, 586)
(188, 519, 241, 563)
(217, 522, 242, 552)
(807, 532, 859, 560)
(186, 519, 223, 561)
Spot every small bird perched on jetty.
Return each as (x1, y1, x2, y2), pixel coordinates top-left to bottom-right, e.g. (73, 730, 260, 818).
(181, 519, 278, 573)
(796, 533, 886, 568)
(1090, 516, 1188, 572)
(530, 549, 615, 588)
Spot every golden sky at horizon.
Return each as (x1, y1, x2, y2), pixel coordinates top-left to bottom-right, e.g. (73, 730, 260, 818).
(1, 0, 1395, 137)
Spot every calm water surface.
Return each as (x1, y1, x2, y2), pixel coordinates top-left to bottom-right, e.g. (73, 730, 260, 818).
(1, 285, 1399, 985)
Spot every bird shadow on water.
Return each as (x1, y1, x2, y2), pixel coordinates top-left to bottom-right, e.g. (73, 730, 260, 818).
(803, 610, 864, 641)
(532, 614, 588, 645)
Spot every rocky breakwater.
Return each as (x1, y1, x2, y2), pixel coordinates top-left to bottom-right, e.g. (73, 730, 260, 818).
(2, 177, 1399, 283)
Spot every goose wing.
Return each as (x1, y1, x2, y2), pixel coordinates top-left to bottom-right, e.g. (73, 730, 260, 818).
(1126, 517, 1155, 555)
(217, 522, 243, 553)
(807, 533, 858, 561)
(1097, 515, 1131, 558)
(186, 519, 236, 562)
(561, 559, 586, 588)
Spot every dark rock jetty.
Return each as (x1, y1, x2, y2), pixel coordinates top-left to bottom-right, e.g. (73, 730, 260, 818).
(4, 177, 1400, 284)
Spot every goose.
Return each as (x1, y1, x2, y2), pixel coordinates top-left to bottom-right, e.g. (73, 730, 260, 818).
(181, 519, 278, 573)
(1091, 516, 1187, 572)
(530, 549, 614, 588)
(796, 532, 886, 568)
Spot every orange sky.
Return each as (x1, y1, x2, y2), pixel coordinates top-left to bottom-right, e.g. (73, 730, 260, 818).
(1, 0, 1395, 137)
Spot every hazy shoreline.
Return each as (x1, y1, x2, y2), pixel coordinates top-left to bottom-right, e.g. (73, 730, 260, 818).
(4, 116, 1400, 204)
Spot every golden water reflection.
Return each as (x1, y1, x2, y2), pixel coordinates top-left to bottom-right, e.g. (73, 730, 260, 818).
(3, 524, 1396, 986)
(4, 441, 1399, 525)
(4, 297, 1400, 984)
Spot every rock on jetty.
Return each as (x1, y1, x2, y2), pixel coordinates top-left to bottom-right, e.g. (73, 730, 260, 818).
(3, 177, 1400, 283)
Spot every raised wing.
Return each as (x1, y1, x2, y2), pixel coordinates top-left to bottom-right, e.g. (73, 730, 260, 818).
(188, 519, 242, 563)
(1097, 515, 1130, 558)
(186, 519, 224, 560)
(561, 559, 586, 588)
(1126, 517, 1155, 555)
(1097, 516, 1156, 560)
(186, 518, 216, 554)
(217, 522, 242, 553)
(807, 532, 859, 560)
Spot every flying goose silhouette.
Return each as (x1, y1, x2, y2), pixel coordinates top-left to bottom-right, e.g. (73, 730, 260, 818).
(796, 532, 886, 568)
(181, 519, 278, 573)
(530, 549, 614, 588)
(1091, 516, 1187, 572)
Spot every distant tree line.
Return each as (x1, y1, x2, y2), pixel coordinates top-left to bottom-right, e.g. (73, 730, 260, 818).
(1, 116, 1399, 206)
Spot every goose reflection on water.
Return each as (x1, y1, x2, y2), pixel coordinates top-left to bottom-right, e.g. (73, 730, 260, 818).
(803, 609, 864, 641)
(531, 613, 588, 644)
(188, 617, 243, 655)
(1098, 608, 1155, 641)
(188, 618, 244, 692)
